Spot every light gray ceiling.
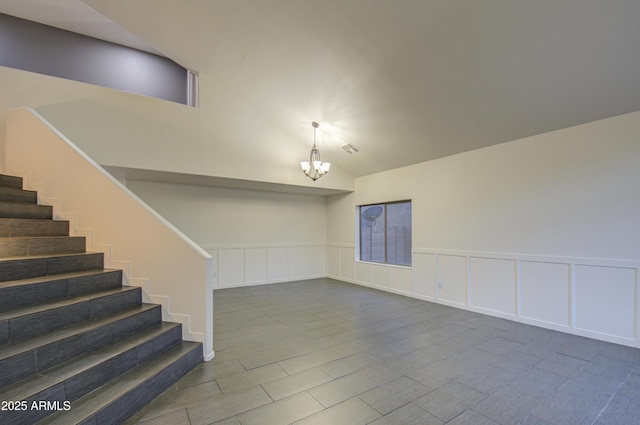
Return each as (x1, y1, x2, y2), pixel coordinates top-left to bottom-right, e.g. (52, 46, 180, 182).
(3, 0, 640, 178)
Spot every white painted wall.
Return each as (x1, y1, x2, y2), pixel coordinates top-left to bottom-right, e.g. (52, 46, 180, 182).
(4, 64, 640, 350)
(0, 66, 353, 191)
(126, 180, 327, 288)
(327, 111, 640, 348)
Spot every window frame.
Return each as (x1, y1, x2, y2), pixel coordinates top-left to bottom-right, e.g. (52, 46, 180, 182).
(357, 200, 412, 267)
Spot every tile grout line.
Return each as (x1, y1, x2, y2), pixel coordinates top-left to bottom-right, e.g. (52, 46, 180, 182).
(589, 372, 628, 425)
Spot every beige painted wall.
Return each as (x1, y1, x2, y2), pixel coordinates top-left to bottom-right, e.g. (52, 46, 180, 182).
(0, 66, 353, 191)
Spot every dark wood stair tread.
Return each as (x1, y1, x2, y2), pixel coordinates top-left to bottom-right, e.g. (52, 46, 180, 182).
(38, 342, 202, 425)
(0, 172, 202, 424)
(0, 304, 160, 360)
(0, 322, 182, 402)
(0, 268, 121, 290)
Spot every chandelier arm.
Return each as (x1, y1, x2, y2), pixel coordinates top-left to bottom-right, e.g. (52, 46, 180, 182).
(300, 121, 330, 181)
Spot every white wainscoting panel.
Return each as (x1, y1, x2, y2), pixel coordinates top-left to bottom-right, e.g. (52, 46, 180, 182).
(340, 246, 355, 280)
(574, 264, 635, 340)
(390, 266, 413, 295)
(437, 254, 467, 307)
(327, 246, 340, 277)
(371, 263, 390, 290)
(288, 246, 325, 280)
(309, 246, 327, 277)
(218, 248, 245, 287)
(520, 261, 570, 327)
(355, 261, 372, 286)
(267, 247, 288, 282)
(468, 257, 516, 317)
(413, 252, 436, 299)
(209, 244, 325, 288)
(333, 246, 640, 349)
(245, 248, 268, 284)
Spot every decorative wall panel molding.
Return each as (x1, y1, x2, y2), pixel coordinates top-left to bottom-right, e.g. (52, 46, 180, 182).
(327, 243, 640, 349)
(205, 243, 326, 288)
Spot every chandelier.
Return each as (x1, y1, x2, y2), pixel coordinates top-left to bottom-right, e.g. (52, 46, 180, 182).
(300, 121, 331, 181)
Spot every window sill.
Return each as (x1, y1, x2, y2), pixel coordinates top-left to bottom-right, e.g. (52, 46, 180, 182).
(355, 260, 412, 270)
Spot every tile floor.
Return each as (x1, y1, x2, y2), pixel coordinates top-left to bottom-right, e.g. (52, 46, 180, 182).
(127, 278, 640, 425)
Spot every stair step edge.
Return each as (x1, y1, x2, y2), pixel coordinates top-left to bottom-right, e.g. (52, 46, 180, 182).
(0, 304, 161, 361)
(0, 269, 122, 290)
(0, 252, 105, 282)
(0, 236, 86, 258)
(0, 322, 183, 401)
(0, 175, 24, 190)
(0, 286, 141, 320)
(36, 341, 203, 425)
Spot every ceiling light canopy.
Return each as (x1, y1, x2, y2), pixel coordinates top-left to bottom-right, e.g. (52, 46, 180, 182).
(300, 121, 331, 181)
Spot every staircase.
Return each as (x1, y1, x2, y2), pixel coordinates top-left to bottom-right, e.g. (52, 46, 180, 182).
(0, 174, 203, 425)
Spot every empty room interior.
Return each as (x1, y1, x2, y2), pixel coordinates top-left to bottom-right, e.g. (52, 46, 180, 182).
(1, 1, 640, 424)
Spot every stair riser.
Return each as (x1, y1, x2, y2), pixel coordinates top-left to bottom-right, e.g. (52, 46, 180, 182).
(64, 326, 183, 401)
(1, 288, 142, 344)
(0, 172, 203, 425)
(0, 236, 85, 257)
(0, 202, 52, 220)
(0, 306, 162, 387)
(0, 187, 37, 204)
(0, 278, 67, 312)
(38, 306, 163, 372)
(47, 253, 104, 275)
(68, 270, 123, 296)
(0, 175, 23, 190)
(0, 253, 104, 282)
(28, 237, 86, 256)
(0, 382, 67, 425)
(92, 346, 203, 425)
(0, 270, 123, 311)
(0, 219, 69, 237)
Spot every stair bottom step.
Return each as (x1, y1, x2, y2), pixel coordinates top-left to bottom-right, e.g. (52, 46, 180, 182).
(0, 341, 202, 425)
(0, 321, 183, 410)
(36, 341, 202, 425)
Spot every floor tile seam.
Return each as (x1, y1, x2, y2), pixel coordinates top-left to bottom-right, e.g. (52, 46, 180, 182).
(160, 383, 227, 411)
(357, 394, 384, 416)
(487, 334, 528, 347)
(314, 371, 397, 410)
(217, 366, 290, 395)
(278, 347, 364, 374)
(131, 405, 185, 424)
(368, 400, 433, 422)
(588, 373, 630, 425)
(599, 352, 640, 366)
(239, 360, 286, 372)
(436, 392, 494, 424)
(184, 406, 194, 425)
(187, 387, 273, 425)
(357, 377, 433, 416)
(452, 407, 498, 425)
(305, 388, 328, 411)
(551, 349, 596, 363)
(259, 383, 276, 403)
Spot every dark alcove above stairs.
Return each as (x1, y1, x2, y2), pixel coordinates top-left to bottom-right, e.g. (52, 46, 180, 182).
(0, 173, 202, 425)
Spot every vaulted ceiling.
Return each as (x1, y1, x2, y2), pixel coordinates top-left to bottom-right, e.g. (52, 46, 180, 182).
(2, 0, 640, 177)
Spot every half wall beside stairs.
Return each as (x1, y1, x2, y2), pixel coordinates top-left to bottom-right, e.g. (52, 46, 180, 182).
(0, 172, 203, 424)
(4, 107, 214, 361)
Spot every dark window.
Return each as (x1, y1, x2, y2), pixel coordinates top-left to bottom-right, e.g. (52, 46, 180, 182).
(359, 201, 411, 266)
